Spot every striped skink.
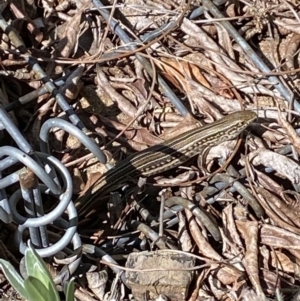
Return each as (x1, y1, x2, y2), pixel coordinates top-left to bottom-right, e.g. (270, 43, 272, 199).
(77, 110, 257, 216)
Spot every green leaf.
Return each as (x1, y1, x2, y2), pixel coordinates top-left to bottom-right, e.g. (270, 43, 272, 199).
(64, 277, 75, 301)
(0, 259, 30, 300)
(24, 276, 57, 301)
(25, 246, 60, 300)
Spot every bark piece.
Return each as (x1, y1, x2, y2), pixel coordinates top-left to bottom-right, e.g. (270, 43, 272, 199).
(125, 250, 195, 301)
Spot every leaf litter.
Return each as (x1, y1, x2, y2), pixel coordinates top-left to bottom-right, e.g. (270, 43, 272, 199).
(1, 0, 300, 300)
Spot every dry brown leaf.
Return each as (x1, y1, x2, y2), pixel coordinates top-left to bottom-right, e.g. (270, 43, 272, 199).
(178, 211, 193, 252)
(184, 77, 242, 116)
(86, 270, 108, 300)
(72, 168, 85, 194)
(213, 265, 244, 286)
(160, 113, 199, 141)
(274, 18, 300, 35)
(261, 129, 289, 145)
(156, 57, 211, 92)
(277, 110, 300, 155)
(270, 250, 299, 275)
(185, 209, 222, 261)
(249, 148, 300, 184)
(56, 5, 86, 57)
(96, 68, 137, 119)
(256, 187, 300, 229)
(282, 33, 300, 71)
(254, 170, 283, 196)
(206, 140, 238, 163)
(99, 115, 163, 146)
(261, 224, 300, 251)
(236, 221, 264, 297)
(222, 204, 244, 249)
(255, 187, 300, 235)
(10, 3, 43, 45)
(260, 269, 281, 294)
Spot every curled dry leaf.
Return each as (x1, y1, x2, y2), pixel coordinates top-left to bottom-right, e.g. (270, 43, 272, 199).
(282, 33, 300, 72)
(255, 187, 300, 235)
(254, 169, 283, 196)
(261, 129, 290, 145)
(184, 76, 242, 116)
(177, 211, 193, 252)
(96, 68, 137, 118)
(156, 170, 195, 186)
(270, 250, 299, 276)
(256, 187, 300, 228)
(181, 18, 247, 84)
(56, 4, 88, 57)
(159, 113, 199, 141)
(248, 148, 300, 184)
(155, 57, 211, 93)
(99, 115, 164, 147)
(222, 204, 244, 250)
(184, 209, 221, 262)
(274, 18, 300, 35)
(261, 224, 300, 251)
(277, 109, 300, 155)
(206, 140, 238, 164)
(236, 221, 265, 297)
(86, 270, 108, 300)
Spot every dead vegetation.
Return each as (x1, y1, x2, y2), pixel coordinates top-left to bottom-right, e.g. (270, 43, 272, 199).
(1, 0, 300, 300)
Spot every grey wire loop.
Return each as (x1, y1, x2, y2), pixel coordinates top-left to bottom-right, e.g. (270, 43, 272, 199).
(50, 217, 82, 285)
(9, 152, 82, 275)
(11, 152, 78, 255)
(0, 98, 87, 282)
(10, 153, 73, 228)
(13, 187, 79, 257)
(0, 155, 22, 172)
(0, 146, 61, 195)
(40, 118, 107, 164)
(0, 189, 12, 223)
(0, 12, 124, 284)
